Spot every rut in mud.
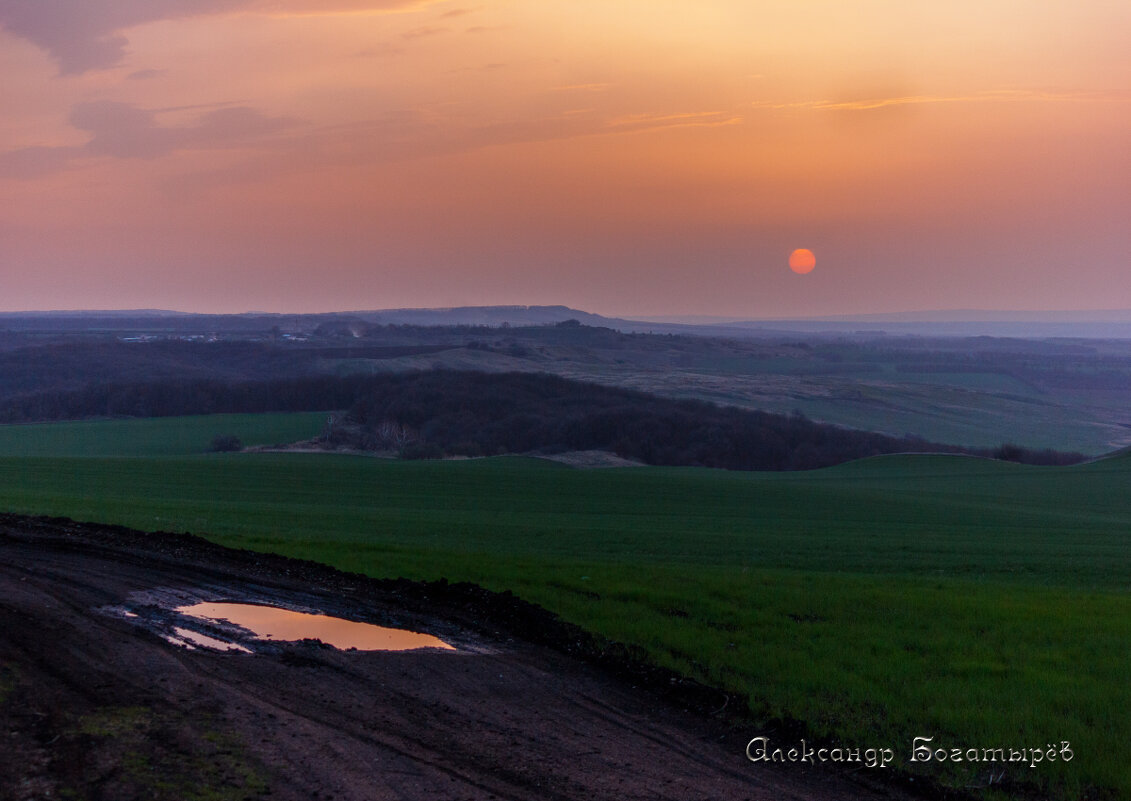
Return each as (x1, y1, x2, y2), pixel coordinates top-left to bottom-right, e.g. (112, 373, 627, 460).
(0, 514, 923, 801)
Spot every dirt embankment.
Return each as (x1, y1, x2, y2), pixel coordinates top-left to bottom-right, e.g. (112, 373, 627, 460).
(1, 514, 922, 801)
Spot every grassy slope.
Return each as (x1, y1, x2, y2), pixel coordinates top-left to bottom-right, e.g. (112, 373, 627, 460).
(342, 347, 1126, 454)
(0, 434, 1128, 798)
(545, 362, 1121, 454)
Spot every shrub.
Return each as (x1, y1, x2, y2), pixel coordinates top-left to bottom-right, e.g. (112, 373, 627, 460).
(209, 434, 243, 452)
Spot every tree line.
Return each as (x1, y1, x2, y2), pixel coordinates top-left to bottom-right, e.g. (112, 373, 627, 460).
(0, 370, 1085, 469)
(332, 371, 1084, 469)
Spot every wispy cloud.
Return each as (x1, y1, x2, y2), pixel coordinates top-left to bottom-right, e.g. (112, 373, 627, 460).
(0, 0, 235, 74)
(755, 89, 1125, 113)
(439, 7, 476, 18)
(1, 97, 739, 184)
(0, 101, 295, 179)
(606, 111, 741, 131)
(445, 61, 509, 74)
(0, 0, 435, 74)
(248, 105, 745, 178)
(252, 0, 440, 17)
(551, 83, 613, 93)
(401, 25, 448, 40)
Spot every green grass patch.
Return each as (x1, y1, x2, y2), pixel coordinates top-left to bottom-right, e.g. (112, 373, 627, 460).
(1, 449, 1126, 798)
(71, 706, 267, 801)
(512, 566, 1124, 797)
(77, 705, 152, 738)
(1, 453, 1126, 586)
(754, 388, 1112, 455)
(0, 662, 17, 706)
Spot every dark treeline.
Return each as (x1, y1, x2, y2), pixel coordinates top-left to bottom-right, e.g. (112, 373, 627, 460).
(6, 329, 1131, 400)
(333, 372, 1083, 469)
(0, 340, 321, 397)
(0, 374, 380, 423)
(0, 370, 1085, 469)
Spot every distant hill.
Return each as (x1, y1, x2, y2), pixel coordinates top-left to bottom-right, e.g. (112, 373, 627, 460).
(0, 309, 189, 318)
(0, 306, 625, 336)
(1, 312, 1129, 453)
(706, 310, 1131, 339)
(3, 305, 1131, 339)
(350, 305, 611, 327)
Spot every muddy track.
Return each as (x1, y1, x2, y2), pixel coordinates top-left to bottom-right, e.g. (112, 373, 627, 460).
(0, 514, 924, 801)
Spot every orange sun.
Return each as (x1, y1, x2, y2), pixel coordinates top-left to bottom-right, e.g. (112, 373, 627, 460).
(789, 248, 816, 274)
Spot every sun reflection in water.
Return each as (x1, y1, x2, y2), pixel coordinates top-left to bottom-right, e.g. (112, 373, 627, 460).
(177, 602, 455, 651)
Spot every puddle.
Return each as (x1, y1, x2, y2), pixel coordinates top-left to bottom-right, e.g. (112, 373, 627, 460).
(176, 602, 455, 652)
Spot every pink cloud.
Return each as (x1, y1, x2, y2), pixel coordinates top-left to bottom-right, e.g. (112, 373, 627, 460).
(0, 101, 294, 178)
(0, 0, 244, 74)
(0, 0, 433, 74)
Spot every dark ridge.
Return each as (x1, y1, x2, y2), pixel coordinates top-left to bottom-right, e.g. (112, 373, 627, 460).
(330, 370, 1087, 470)
(0, 367, 1084, 469)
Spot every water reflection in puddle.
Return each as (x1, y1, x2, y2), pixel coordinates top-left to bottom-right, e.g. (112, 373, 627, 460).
(176, 602, 455, 652)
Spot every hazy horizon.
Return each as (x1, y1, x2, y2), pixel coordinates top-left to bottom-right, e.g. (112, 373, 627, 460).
(1, 2, 1127, 316)
(7, 303, 1131, 326)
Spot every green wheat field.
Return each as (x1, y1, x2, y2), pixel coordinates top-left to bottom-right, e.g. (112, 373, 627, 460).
(1, 413, 1127, 799)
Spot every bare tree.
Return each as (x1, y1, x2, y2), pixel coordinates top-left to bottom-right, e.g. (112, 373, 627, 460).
(376, 420, 416, 449)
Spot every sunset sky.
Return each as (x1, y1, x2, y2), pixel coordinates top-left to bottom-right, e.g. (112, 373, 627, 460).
(0, 1, 1127, 317)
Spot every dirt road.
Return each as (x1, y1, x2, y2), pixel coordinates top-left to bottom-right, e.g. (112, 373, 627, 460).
(0, 515, 913, 801)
